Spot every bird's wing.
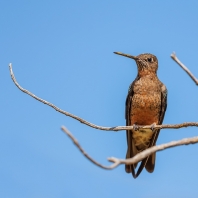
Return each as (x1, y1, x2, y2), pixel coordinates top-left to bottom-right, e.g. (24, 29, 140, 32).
(125, 79, 138, 177)
(139, 83, 167, 176)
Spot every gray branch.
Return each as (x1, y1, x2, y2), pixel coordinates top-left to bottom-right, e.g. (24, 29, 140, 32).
(171, 52, 198, 85)
(61, 126, 198, 169)
(8, 63, 198, 131)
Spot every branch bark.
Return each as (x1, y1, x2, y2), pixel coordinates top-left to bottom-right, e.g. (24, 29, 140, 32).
(8, 63, 198, 131)
(61, 126, 198, 169)
(171, 52, 198, 85)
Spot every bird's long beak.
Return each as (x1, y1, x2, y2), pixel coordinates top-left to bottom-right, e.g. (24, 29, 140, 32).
(114, 52, 138, 60)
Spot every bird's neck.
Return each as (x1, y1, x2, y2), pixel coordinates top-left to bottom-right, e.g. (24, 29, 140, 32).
(138, 70, 157, 78)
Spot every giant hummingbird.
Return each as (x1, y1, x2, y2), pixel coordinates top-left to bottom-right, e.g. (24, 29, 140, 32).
(114, 52, 167, 178)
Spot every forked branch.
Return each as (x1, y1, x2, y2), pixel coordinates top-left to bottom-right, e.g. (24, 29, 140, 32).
(61, 126, 198, 169)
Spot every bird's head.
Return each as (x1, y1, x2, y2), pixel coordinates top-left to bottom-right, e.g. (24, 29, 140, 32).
(114, 52, 158, 76)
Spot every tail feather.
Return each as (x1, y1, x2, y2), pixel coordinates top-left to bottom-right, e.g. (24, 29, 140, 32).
(125, 129, 159, 178)
(145, 153, 156, 173)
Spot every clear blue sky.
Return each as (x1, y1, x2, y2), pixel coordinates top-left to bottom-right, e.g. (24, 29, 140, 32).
(1, 1, 198, 197)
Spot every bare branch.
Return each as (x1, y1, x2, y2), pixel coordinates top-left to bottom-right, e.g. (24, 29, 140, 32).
(108, 136, 198, 167)
(61, 125, 198, 169)
(171, 52, 198, 85)
(9, 63, 198, 131)
(61, 126, 119, 169)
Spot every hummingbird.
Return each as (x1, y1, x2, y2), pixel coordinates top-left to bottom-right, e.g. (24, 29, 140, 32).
(114, 52, 167, 178)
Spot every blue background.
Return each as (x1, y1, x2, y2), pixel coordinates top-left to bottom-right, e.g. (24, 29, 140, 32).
(1, 1, 198, 197)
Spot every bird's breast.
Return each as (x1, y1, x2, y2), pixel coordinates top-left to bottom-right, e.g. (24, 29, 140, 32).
(130, 76, 161, 125)
(131, 92, 161, 151)
(131, 93, 161, 125)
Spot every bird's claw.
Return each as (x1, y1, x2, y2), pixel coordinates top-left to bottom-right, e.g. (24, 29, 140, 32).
(133, 124, 139, 131)
(151, 123, 156, 131)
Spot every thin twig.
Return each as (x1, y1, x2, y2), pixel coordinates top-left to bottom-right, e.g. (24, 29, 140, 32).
(61, 125, 198, 169)
(171, 52, 198, 85)
(9, 63, 198, 131)
(61, 126, 119, 169)
(108, 136, 198, 167)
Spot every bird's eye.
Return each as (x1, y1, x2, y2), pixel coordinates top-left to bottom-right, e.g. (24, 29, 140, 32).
(147, 58, 153, 62)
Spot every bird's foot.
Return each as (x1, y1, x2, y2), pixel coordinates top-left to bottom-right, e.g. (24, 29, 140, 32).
(150, 123, 156, 131)
(133, 124, 139, 131)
